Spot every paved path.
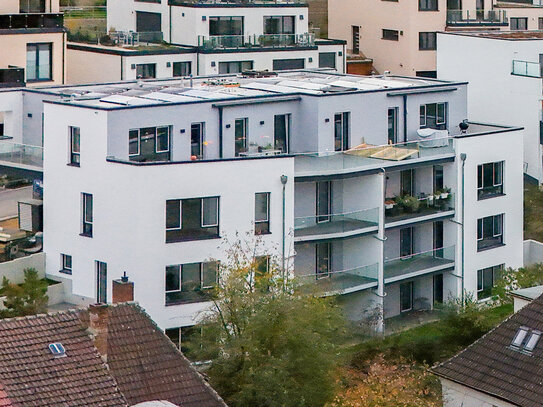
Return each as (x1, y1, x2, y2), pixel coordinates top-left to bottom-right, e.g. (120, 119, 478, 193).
(0, 186, 32, 219)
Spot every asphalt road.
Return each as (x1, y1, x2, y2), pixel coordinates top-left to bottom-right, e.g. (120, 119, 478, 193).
(0, 186, 32, 219)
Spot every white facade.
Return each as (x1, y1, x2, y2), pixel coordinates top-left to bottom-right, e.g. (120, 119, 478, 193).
(437, 31, 543, 182)
(5, 70, 519, 332)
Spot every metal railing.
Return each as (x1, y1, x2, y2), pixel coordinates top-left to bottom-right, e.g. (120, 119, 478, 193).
(446, 9, 507, 25)
(297, 263, 379, 294)
(294, 207, 379, 232)
(512, 60, 541, 78)
(0, 142, 43, 168)
(0, 67, 25, 88)
(61, 6, 107, 20)
(384, 245, 455, 280)
(170, 0, 306, 5)
(0, 13, 63, 30)
(198, 33, 314, 49)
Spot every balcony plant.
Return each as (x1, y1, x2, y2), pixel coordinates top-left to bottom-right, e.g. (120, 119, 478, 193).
(399, 195, 420, 214)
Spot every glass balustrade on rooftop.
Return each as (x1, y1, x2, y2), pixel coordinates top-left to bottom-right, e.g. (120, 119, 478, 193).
(512, 60, 541, 78)
(198, 33, 315, 50)
(0, 142, 43, 169)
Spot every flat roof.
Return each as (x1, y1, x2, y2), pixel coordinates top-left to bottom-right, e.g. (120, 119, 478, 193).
(439, 30, 543, 40)
(32, 70, 461, 109)
(67, 42, 196, 56)
(511, 286, 543, 301)
(495, 1, 543, 8)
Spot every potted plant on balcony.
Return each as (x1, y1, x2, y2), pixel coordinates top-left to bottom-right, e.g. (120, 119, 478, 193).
(384, 198, 397, 216)
(402, 195, 420, 214)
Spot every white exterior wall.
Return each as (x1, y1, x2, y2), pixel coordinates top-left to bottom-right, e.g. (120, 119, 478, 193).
(43, 102, 295, 329)
(441, 378, 518, 407)
(437, 33, 543, 181)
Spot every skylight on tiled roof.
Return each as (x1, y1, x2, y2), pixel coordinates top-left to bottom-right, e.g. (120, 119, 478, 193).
(48, 343, 66, 357)
(511, 326, 541, 353)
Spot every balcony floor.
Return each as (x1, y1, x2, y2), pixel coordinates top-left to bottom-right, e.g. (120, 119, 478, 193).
(385, 255, 454, 283)
(294, 218, 378, 240)
(385, 205, 453, 224)
(302, 273, 378, 296)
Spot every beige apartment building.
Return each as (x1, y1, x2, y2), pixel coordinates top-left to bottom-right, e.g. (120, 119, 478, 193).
(329, 0, 543, 77)
(0, 0, 66, 88)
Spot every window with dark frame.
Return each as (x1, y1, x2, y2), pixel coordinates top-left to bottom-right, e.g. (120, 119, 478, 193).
(318, 52, 336, 69)
(191, 122, 205, 159)
(60, 254, 72, 274)
(511, 17, 528, 30)
(166, 197, 220, 243)
(81, 193, 93, 237)
(209, 16, 244, 36)
(263, 16, 295, 34)
(136, 63, 156, 79)
(218, 61, 253, 74)
(477, 264, 504, 300)
(172, 61, 191, 77)
(128, 126, 170, 162)
(477, 161, 504, 199)
(382, 29, 399, 41)
(272, 59, 305, 70)
(334, 112, 350, 151)
(420, 102, 447, 130)
(255, 255, 270, 278)
(255, 192, 270, 235)
(69, 126, 80, 166)
(26, 43, 52, 82)
(400, 282, 414, 312)
(20, 0, 45, 13)
(477, 214, 504, 251)
(316, 242, 331, 279)
(419, 0, 438, 11)
(419, 32, 437, 50)
(316, 181, 332, 223)
(165, 261, 218, 305)
(235, 118, 248, 156)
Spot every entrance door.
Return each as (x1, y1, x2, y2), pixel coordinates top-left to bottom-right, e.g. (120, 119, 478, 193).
(400, 169, 414, 196)
(433, 274, 444, 305)
(191, 123, 204, 159)
(316, 181, 331, 223)
(400, 227, 414, 258)
(274, 114, 290, 153)
(476, 0, 484, 19)
(316, 242, 331, 279)
(400, 282, 413, 312)
(96, 261, 107, 303)
(433, 221, 444, 258)
(388, 108, 398, 145)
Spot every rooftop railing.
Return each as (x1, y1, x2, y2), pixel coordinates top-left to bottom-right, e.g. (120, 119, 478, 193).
(170, 0, 306, 5)
(0, 142, 43, 169)
(384, 245, 455, 283)
(0, 67, 25, 88)
(297, 262, 379, 295)
(198, 33, 314, 49)
(0, 13, 63, 30)
(512, 60, 541, 78)
(446, 9, 508, 25)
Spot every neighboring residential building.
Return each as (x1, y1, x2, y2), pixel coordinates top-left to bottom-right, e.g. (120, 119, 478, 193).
(61, 0, 345, 84)
(0, 0, 66, 89)
(0, 69, 515, 335)
(328, 0, 543, 78)
(511, 285, 543, 311)
(437, 31, 543, 183)
(433, 291, 543, 407)
(0, 302, 227, 407)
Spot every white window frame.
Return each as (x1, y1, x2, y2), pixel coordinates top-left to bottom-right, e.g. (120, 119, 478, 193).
(129, 129, 140, 156)
(61, 253, 72, 273)
(69, 126, 80, 165)
(201, 261, 219, 290)
(155, 126, 170, 153)
(82, 193, 93, 236)
(255, 192, 270, 223)
(165, 265, 181, 296)
(201, 197, 219, 228)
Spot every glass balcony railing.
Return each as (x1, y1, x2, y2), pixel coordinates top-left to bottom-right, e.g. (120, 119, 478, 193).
(0, 142, 43, 168)
(0, 67, 25, 88)
(446, 9, 507, 25)
(198, 33, 315, 50)
(294, 207, 379, 239)
(512, 60, 541, 78)
(170, 0, 305, 5)
(297, 263, 379, 295)
(384, 245, 455, 282)
(385, 191, 454, 223)
(0, 13, 64, 30)
(295, 138, 455, 178)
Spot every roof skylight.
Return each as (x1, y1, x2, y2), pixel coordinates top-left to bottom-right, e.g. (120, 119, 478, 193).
(511, 326, 541, 353)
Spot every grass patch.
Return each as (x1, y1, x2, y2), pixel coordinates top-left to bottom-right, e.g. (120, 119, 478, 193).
(524, 183, 543, 242)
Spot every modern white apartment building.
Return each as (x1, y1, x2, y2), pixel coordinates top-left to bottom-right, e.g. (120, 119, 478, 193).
(437, 30, 543, 182)
(328, 0, 543, 78)
(64, 0, 345, 84)
(0, 70, 524, 334)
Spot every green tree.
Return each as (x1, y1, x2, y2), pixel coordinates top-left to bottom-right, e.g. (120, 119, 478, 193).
(0, 268, 49, 318)
(188, 238, 347, 407)
(493, 264, 543, 304)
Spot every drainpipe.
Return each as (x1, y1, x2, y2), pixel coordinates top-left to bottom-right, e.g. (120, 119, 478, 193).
(460, 153, 467, 306)
(218, 106, 223, 158)
(402, 94, 408, 142)
(281, 174, 288, 289)
(372, 168, 387, 335)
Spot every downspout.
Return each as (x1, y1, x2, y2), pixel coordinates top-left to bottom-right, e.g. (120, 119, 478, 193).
(402, 94, 408, 142)
(169, 5, 172, 43)
(372, 167, 388, 335)
(218, 106, 223, 158)
(62, 31, 66, 84)
(460, 153, 467, 305)
(281, 174, 288, 289)
(120, 56, 124, 81)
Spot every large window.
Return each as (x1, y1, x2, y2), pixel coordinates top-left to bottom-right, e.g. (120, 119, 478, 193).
(511, 17, 528, 31)
(81, 193, 93, 237)
(129, 126, 170, 162)
(69, 126, 80, 166)
(477, 161, 504, 199)
(382, 29, 399, 41)
(255, 192, 270, 235)
(173, 61, 191, 77)
(388, 108, 398, 144)
(165, 261, 218, 305)
(235, 118, 248, 156)
(26, 43, 52, 82)
(209, 16, 244, 35)
(477, 264, 504, 300)
(420, 102, 447, 130)
(166, 197, 219, 243)
(334, 112, 350, 151)
(136, 63, 156, 79)
(316, 181, 332, 223)
(316, 242, 331, 279)
(419, 0, 438, 11)
(274, 114, 290, 153)
(191, 122, 205, 159)
(477, 214, 504, 251)
(319, 52, 336, 69)
(20, 0, 45, 13)
(419, 32, 437, 50)
(272, 59, 305, 71)
(136, 11, 161, 32)
(264, 16, 295, 34)
(219, 61, 253, 74)
(400, 282, 414, 312)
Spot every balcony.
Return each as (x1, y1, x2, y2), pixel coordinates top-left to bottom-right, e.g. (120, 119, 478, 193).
(198, 33, 315, 50)
(0, 142, 43, 170)
(446, 9, 508, 26)
(512, 60, 541, 78)
(294, 208, 379, 242)
(295, 138, 455, 179)
(0, 67, 25, 88)
(0, 13, 64, 30)
(385, 191, 454, 227)
(170, 0, 305, 5)
(384, 246, 455, 284)
(297, 263, 379, 296)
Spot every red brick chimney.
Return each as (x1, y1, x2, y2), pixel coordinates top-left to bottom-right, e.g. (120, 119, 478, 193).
(112, 272, 134, 303)
(88, 303, 110, 362)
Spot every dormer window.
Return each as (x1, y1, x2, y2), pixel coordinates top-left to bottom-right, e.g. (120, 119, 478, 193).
(511, 326, 541, 353)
